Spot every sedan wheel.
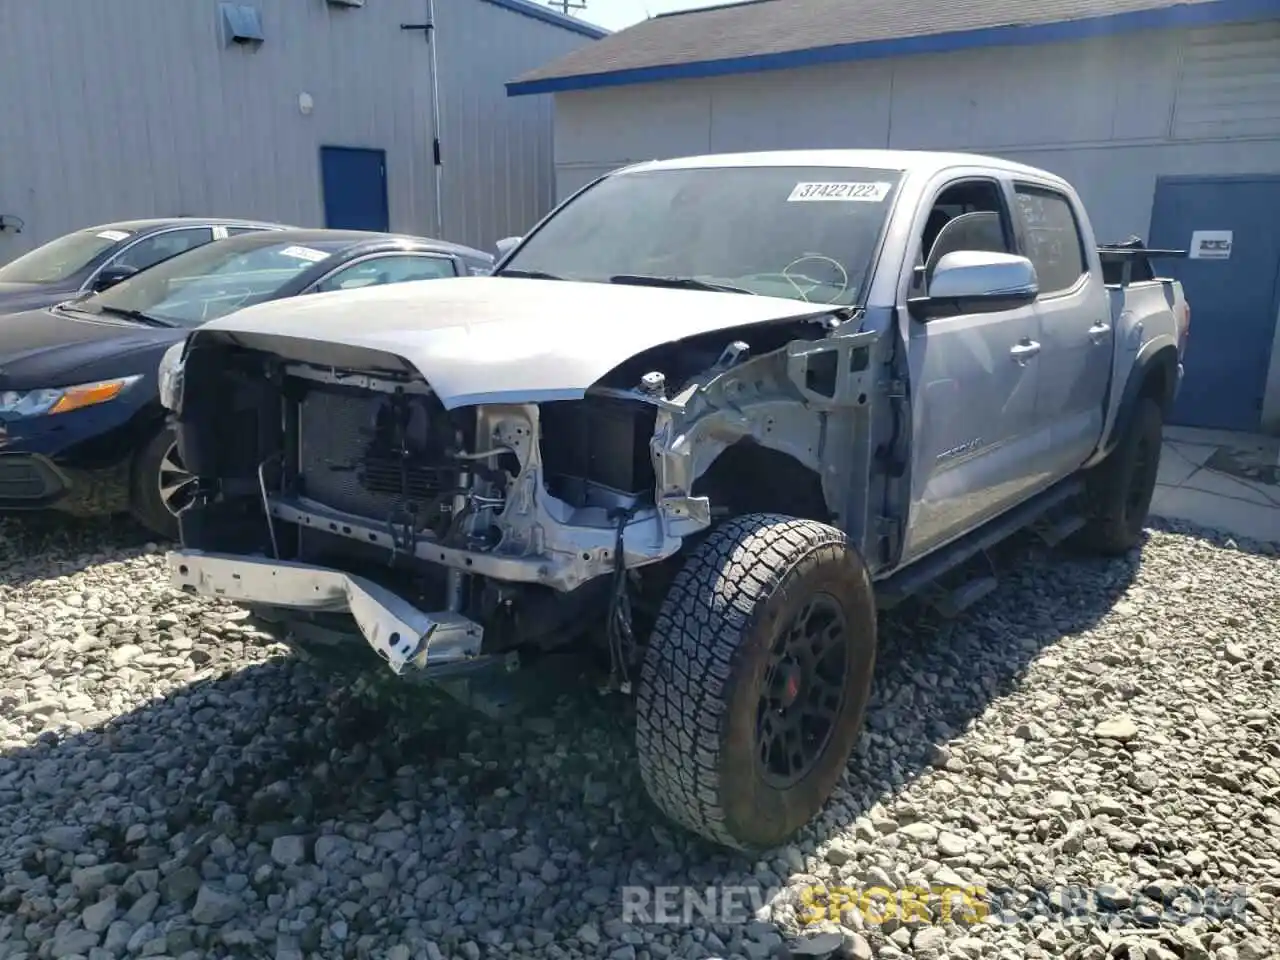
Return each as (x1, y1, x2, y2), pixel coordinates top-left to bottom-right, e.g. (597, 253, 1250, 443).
(158, 441, 197, 516)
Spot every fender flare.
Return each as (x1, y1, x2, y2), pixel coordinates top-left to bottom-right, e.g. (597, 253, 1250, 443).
(1091, 342, 1180, 465)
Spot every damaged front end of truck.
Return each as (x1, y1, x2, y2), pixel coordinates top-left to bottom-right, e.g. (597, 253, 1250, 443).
(160, 279, 884, 694)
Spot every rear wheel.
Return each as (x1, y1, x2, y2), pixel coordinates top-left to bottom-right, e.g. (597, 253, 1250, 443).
(635, 514, 877, 850)
(1077, 395, 1164, 555)
(129, 428, 196, 540)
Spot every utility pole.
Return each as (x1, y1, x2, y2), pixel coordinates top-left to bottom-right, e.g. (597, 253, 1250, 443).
(547, 0, 587, 14)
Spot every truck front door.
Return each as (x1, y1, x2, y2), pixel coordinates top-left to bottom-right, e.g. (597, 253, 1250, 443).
(899, 177, 1048, 565)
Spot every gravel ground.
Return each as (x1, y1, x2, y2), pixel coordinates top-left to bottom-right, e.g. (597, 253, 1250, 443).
(1, 514, 1278, 960)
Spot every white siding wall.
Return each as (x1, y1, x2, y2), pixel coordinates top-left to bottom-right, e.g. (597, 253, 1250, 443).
(0, 0, 595, 262)
(434, 0, 585, 248)
(551, 20, 1280, 242)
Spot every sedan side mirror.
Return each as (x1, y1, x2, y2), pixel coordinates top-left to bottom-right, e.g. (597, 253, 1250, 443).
(90, 263, 139, 292)
(494, 236, 522, 259)
(908, 251, 1039, 321)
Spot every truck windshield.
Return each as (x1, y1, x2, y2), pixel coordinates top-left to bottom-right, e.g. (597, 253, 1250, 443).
(499, 165, 903, 305)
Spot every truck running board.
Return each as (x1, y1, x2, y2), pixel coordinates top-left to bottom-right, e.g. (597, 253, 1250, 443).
(876, 478, 1085, 610)
(1036, 513, 1088, 548)
(932, 575, 998, 618)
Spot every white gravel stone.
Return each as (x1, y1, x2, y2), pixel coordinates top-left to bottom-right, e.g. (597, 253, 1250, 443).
(1094, 715, 1140, 741)
(1, 515, 1278, 959)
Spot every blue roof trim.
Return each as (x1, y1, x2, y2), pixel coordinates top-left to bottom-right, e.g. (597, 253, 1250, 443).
(479, 0, 609, 39)
(507, 0, 1273, 95)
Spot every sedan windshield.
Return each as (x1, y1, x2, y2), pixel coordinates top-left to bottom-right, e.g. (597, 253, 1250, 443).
(74, 238, 340, 327)
(0, 227, 131, 284)
(499, 165, 904, 305)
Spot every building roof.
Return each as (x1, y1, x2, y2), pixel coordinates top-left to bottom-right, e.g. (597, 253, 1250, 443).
(507, 0, 1273, 95)
(481, 0, 608, 39)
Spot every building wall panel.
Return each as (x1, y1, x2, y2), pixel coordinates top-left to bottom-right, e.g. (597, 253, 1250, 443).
(435, 0, 596, 247)
(0, 0, 596, 262)
(1172, 21, 1280, 140)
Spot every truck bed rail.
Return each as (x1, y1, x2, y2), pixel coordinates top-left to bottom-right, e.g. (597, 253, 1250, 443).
(1097, 239, 1188, 287)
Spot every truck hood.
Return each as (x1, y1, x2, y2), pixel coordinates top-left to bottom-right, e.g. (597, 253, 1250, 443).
(193, 276, 840, 409)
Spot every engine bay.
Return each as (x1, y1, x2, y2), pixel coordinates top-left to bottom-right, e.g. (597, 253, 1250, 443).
(173, 338, 677, 657)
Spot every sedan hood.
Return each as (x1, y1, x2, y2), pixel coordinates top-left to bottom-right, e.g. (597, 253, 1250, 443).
(0, 282, 80, 317)
(0, 307, 183, 390)
(194, 276, 839, 409)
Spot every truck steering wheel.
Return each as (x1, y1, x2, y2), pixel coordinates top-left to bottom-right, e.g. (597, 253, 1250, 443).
(758, 254, 850, 303)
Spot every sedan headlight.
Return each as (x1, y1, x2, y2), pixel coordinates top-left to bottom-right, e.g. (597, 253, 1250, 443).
(0, 375, 142, 419)
(158, 341, 186, 412)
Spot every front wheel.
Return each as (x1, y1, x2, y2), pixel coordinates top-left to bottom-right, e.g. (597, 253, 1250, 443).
(129, 428, 196, 540)
(635, 514, 877, 851)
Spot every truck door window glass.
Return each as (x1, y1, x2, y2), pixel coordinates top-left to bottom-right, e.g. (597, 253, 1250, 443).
(912, 180, 1014, 294)
(1013, 185, 1087, 295)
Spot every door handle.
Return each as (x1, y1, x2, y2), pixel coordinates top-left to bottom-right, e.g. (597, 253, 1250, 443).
(1010, 339, 1041, 362)
(1088, 321, 1111, 344)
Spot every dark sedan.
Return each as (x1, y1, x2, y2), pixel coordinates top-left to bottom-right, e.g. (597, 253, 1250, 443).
(0, 228, 495, 538)
(0, 217, 290, 316)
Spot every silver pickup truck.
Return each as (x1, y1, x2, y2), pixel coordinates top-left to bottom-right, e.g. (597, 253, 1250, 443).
(157, 150, 1190, 851)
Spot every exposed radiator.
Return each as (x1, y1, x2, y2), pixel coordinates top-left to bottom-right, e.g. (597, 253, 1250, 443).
(297, 387, 449, 519)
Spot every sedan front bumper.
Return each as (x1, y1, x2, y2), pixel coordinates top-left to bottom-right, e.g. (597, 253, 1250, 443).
(167, 550, 484, 675)
(0, 450, 131, 516)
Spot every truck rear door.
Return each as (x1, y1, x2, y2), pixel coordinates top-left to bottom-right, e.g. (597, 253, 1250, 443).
(1010, 183, 1113, 478)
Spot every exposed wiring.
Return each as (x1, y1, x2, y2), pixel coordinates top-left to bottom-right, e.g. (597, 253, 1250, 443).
(605, 504, 640, 694)
(452, 446, 516, 461)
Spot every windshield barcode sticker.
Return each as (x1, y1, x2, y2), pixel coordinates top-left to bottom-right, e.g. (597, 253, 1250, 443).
(278, 245, 329, 263)
(96, 230, 131, 242)
(787, 182, 892, 202)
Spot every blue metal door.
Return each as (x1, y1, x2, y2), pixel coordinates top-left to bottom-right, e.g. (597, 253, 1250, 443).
(319, 146, 390, 232)
(1148, 176, 1280, 433)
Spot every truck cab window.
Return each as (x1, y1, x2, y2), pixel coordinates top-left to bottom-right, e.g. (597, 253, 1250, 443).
(1013, 185, 1088, 295)
(913, 180, 1014, 293)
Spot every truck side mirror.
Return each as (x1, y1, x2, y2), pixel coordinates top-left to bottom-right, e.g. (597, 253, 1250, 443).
(908, 251, 1039, 321)
(495, 236, 522, 259)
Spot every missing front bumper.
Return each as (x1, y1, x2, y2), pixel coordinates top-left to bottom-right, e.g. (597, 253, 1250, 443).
(167, 550, 483, 675)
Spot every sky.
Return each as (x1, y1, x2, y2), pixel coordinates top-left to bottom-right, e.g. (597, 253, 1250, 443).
(549, 0, 716, 32)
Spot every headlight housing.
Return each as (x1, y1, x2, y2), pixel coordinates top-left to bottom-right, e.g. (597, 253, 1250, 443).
(158, 340, 187, 412)
(0, 375, 142, 419)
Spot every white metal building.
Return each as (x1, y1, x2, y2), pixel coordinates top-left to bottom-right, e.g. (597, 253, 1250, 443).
(0, 0, 605, 262)
(508, 0, 1280, 435)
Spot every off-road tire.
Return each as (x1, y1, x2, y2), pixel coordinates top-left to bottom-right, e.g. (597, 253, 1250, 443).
(129, 428, 182, 541)
(1077, 395, 1164, 556)
(635, 513, 877, 850)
